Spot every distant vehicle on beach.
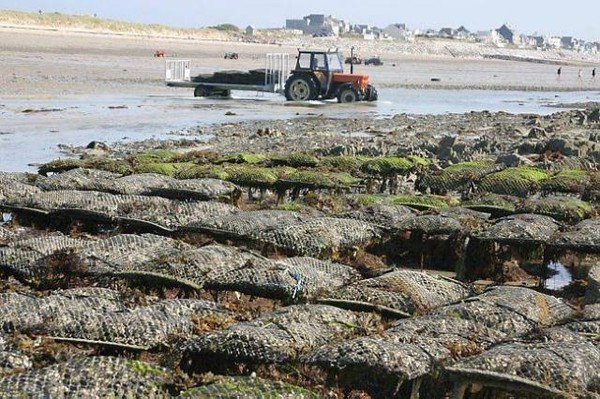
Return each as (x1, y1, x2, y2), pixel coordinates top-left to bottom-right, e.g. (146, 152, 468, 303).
(344, 55, 362, 65)
(224, 52, 239, 59)
(364, 56, 383, 66)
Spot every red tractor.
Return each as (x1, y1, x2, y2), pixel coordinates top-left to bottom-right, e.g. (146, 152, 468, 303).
(284, 49, 378, 103)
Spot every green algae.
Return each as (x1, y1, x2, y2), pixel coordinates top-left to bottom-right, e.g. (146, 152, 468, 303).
(540, 169, 592, 195)
(226, 165, 279, 187)
(216, 153, 267, 165)
(129, 149, 178, 164)
(519, 196, 596, 222)
(176, 165, 231, 180)
(360, 156, 416, 176)
(134, 162, 195, 176)
(478, 167, 549, 197)
(180, 376, 319, 398)
(390, 194, 460, 210)
(321, 156, 370, 173)
(269, 153, 320, 167)
(38, 158, 133, 176)
(419, 161, 502, 194)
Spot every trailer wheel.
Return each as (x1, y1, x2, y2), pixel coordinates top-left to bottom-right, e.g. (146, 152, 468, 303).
(337, 85, 359, 103)
(194, 85, 210, 97)
(284, 75, 317, 101)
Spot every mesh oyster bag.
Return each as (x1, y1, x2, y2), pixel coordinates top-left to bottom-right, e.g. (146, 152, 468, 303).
(179, 376, 319, 398)
(318, 269, 470, 317)
(183, 304, 373, 365)
(0, 356, 171, 398)
(445, 328, 600, 397)
(256, 217, 380, 257)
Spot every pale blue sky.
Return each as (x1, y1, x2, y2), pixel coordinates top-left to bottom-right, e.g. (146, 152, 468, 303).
(2, 0, 599, 41)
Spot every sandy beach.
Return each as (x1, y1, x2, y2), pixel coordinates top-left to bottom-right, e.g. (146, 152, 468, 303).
(1, 26, 600, 99)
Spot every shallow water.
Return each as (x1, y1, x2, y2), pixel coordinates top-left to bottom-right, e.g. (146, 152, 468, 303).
(544, 261, 573, 291)
(2, 88, 600, 172)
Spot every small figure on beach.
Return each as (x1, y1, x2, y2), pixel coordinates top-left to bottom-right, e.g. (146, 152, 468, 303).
(578, 69, 583, 79)
(557, 67, 562, 77)
(593, 68, 597, 78)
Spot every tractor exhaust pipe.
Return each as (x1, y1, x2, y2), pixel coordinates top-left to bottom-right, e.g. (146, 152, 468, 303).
(350, 46, 355, 74)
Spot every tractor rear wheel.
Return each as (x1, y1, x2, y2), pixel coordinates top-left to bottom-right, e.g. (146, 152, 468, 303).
(194, 85, 211, 97)
(284, 75, 317, 101)
(337, 85, 359, 103)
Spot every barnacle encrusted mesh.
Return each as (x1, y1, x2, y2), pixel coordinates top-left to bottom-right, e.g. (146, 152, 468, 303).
(445, 328, 600, 397)
(337, 204, 416, 227)
(255, 217, 380, 257)
(462, 193, 518, 215)
(179, 376, 319, 398)
(586, 265, 600, 305)
(185, 210, 314, 238)
(6, 233, 360, 301)
(439, 207, 491, 231)
(0, 235, 83, 280)
(303, 287, 573, 387)
(517, 196, 594, 222)
(144, 177, 239, 201)
(549, 218, 600, 251)
(473, 213, 560, 243)
(393, 214, 465, 235)
(566, 304, 600, 335)
(0, 181, 43, 203)
(430, 286, 574, 334)
(318, 270, 470, 317)
(0, 189, 239, 229)
(0, 334, 32, 373)
(67, 233, 182, 274)
(0, 227, 12, 241)
(33, 168, 122, 192)
(0, 356, 171, 397)
(0, 288, 229, 349)
(303, 314, 507, 383)
(1, 289, 127, 333)
(418, 161, 503, 194)
(183, 304, 375, 364)
(204, 256, 360, 302)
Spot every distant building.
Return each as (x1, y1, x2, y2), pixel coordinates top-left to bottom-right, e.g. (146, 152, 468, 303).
(285, 14, 345, 36)
(245, 25, 255, 36)
(495, 24, 520, 45)
(526, 35, 545, 48)
(476, 30, 504, 45)
(455, 26, 471, 40)
(383, 23, 408, 40)
(439, 27, 456, 38)
(561, 36, 575, 49)
(546, 36, 562, 49)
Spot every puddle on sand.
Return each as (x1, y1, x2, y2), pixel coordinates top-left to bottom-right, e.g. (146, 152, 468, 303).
(1, 213, 12, 225)
(544, 261, 573, 290)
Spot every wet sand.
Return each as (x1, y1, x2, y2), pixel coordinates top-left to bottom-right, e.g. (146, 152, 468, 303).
(1, 27, 600, 99)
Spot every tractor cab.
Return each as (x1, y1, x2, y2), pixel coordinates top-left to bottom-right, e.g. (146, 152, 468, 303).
(284, 49, 378, 103)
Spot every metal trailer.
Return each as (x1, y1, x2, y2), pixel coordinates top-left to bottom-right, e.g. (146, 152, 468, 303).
(165, 53, 289, 97)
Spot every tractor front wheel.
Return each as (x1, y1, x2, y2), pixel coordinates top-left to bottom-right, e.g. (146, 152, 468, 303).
(284, 76, 317, 101)
(365, 84, 378, 101)
(337, 85, 359, 103)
